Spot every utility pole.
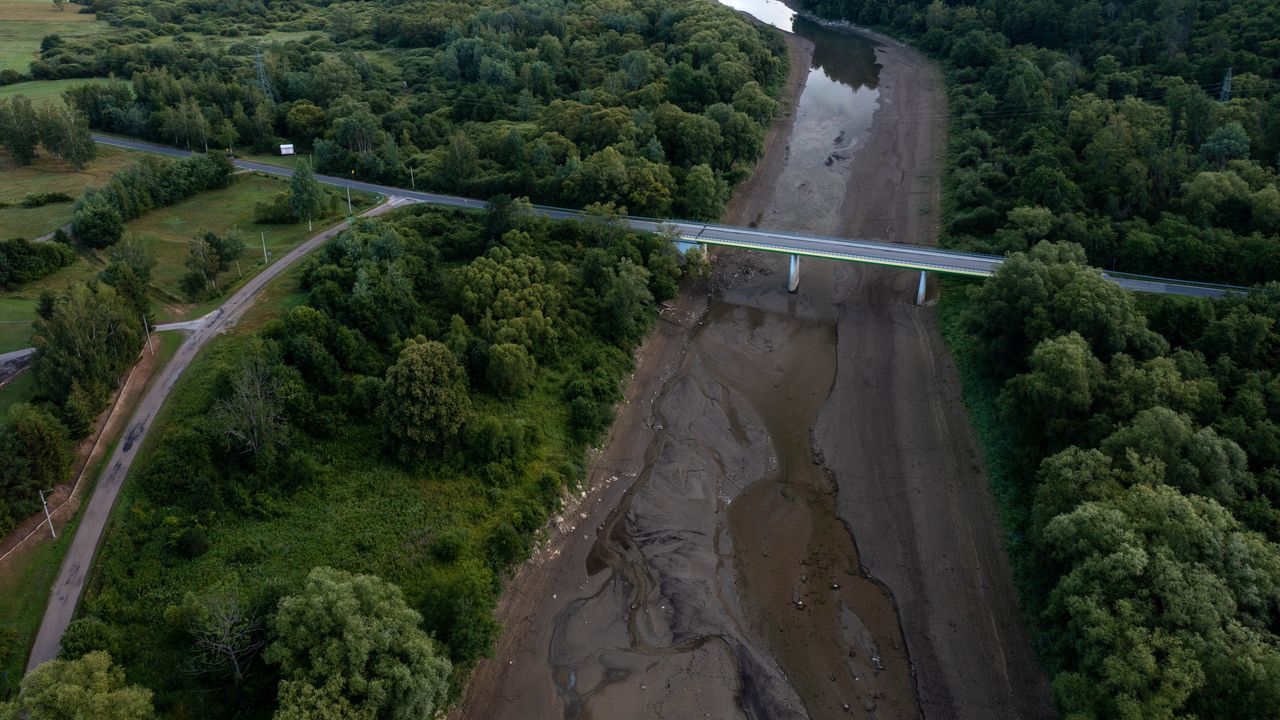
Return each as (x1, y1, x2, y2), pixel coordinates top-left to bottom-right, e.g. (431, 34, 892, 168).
(261, 231, 268, 264)
(409, 165, 415, 190)
(347, 170, 354, 216)
(39, 489, 56, 539)
(142, 313, 154, 354)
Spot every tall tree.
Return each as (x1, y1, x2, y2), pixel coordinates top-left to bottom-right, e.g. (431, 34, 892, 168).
(378, 338, 471, 463)
(209, 352, 286, 457)
(183, 235, 221, 296)
(0, 652, 154, 720)
(0, 403, 71, 518)
(289, 162, 324, 231)
(38, 104, 96, 170)
(72, 192, 124, 248)
(31, 282, 144, 410)
(0, 95, 42, 164)
(173, 581, 265, 685)
(264, 567, 451, 720)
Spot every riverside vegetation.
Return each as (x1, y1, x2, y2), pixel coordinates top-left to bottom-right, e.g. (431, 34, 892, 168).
(1, 0, 783, 712)
(806, 0, 1280, 286)
(7, 202, 687, 716)
(794, 1, 1280, 718)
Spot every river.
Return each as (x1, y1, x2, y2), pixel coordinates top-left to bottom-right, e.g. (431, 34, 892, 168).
(453, 1, 1055, 717)
(541, 2, 923, 715)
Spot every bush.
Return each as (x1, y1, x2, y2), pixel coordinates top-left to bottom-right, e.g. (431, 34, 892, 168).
(20, 191, 73, 208)
(59, 617, 120, 660)
(174, 526, 211, 558)
(72, 192, 124, 248)
(0, 237, 75, 289)
(253, 192, 297, 224)
(485, 342, 536, 396)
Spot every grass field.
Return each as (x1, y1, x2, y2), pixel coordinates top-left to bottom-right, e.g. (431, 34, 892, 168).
(0, 164, 378, 350)
(0, 143, 138, 240)
(0, 2, 105, 73)
(128, 172, 377, 322)
(0, 370, 36, 416)
(0, 77, 112, 107)
(0, 246, 102, 353)
(0, 298, 38, 353)
(0, 330, 182, 697)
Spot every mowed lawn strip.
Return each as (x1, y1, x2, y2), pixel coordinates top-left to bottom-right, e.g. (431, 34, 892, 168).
(0, 78, 113, 107)
(0, 369, 36, 415)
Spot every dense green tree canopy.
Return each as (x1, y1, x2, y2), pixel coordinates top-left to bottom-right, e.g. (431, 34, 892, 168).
(32, 281, 145, 410)
(804, 0, 1280, 285)
(43, 0, 786, 220)
(952, 240, 1280, 719)
(264, 567, 451, 720)
(378, 337, 472, 462)
(0, 652, 155, 720)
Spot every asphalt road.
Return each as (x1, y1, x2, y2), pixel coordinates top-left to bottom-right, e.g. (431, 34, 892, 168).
(91, 134, 1244, 298)
(25, 197, 415, 670)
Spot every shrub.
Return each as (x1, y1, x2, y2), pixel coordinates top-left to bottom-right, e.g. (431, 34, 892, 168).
(20, 191, 73, 208)
(253, 192, 297, 224)
(485, 342, 537, 396)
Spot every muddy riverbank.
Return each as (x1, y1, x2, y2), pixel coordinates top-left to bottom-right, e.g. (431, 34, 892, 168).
(452, 1, 1055, 717)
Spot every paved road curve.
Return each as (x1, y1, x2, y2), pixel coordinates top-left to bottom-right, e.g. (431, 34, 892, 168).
(92, 134, 1246, 299)
(25, 197, 415, 670)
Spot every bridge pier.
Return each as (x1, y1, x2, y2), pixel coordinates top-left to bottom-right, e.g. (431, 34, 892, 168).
(787, 254, 800, 293)
(915, 270, 928, 305)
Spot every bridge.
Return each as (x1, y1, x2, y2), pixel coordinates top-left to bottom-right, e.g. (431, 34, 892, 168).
(93, 135, 1246, 300)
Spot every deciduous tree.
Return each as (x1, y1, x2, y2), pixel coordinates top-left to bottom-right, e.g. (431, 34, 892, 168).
(289, 163, 323, 230)
(378, 338, 471, 462)
(0, 95, 41, 164)
(264, 567, 451, 720)
(0, 652, 154, 720)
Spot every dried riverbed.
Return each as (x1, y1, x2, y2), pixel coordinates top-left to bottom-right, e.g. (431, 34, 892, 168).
(453, 2, 1055, 718)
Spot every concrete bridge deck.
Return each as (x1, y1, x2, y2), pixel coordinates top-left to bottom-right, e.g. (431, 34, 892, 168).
(92, 134, 1247, 299)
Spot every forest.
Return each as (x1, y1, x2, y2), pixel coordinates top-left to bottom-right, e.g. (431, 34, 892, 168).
(945, 246, 1280, 720)
(38, 0, 786, 220)
(2, 202, 690, 716)
(803, 0, 1280, 285)
(793, 1, 1280, 718)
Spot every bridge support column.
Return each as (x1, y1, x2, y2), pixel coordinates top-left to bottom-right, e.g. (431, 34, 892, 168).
(915, 270, 928, 305)
(787, 254, 800, 293)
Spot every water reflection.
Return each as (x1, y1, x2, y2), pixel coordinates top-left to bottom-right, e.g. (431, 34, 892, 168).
(718, 0, 882, 235)
(718, 0, 798, 32)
